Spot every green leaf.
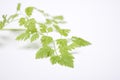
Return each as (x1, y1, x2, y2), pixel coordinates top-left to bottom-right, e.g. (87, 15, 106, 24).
(68, 36, 91, 50)
(50, 53, 74, 68)
(56, 39, 69, 54)
(46, 19, 52, 24)
(16, 32, 30, 41)
(47, 27, 53, 32)
(26, 18, 37, 33)
(72, 36, 91, 47)
(53, 24, 70, 36)
(68, 42, 79, 51)
(52, 20, 67, 24)
(53, 15, 64, 20)
(37, 9, 44, 14)
(19, 17, 26, 26)
(41, 36, 53, 46)
(36, 46, 54, 59)
(57, 21, 67, 24)
(25, 7, 34, 16)
(31, 33, 39, 42)
(39, 24, 47, 33)
(0, 21, 4, 29)
(50, 56, 61, 64)
(17, 3, 21, 11)
(56, 39, 67, 46)
(58, 53, 74, 68)
(59, 29, 70, 36)
(53, 24, 60, 30)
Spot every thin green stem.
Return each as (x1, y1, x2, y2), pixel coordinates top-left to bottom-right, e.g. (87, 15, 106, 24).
(53, 40, 58, 55)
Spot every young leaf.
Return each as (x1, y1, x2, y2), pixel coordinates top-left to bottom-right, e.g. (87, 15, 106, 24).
(19, 17, 26, 26)
(31, 33, 39, 42)
(47, 27, 53, 32)
(36, 46, 54, 59)
(53, 15, 64, 20)
(16, 32, 30, 41)
(25, 7, 34, 16)
(41, 36, 53, 46)
(17, 3, 21, 11)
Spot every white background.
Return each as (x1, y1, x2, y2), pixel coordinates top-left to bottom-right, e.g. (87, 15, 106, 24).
(0, 0, 120, 80)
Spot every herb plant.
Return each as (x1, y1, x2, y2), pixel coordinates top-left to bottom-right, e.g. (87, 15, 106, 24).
(0, 3, 91, 68)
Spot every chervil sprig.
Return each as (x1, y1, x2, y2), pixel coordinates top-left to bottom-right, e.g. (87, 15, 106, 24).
(0, 3, 91, 68)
